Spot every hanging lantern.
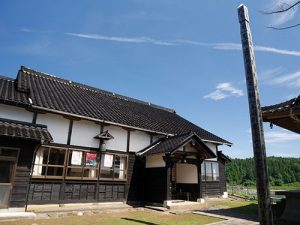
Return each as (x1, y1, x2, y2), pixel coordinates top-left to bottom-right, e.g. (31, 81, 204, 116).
(100, 142, 106, 152)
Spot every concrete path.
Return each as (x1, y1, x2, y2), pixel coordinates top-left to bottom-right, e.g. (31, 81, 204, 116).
(0, 212, 36, 220)
(194, 211, 259, 225)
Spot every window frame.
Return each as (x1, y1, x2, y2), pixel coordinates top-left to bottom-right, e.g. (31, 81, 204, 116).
(201, 161, 220, 182)
(99, 153, 128, 181)
(32, 145, 128, 181)
(33, 146, 67, 179)
(66, 148, 100, 180)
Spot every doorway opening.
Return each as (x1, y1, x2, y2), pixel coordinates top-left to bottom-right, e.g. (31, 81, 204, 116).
(0, 147, 19, 208)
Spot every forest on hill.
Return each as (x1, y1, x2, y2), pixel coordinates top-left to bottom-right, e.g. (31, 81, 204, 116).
(225, 157, 300, 186)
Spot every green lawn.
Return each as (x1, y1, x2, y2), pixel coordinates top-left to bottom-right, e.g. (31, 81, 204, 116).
(0, 210, 223, 225)
(270, 182, 300, 191)
(208, 199, 258, 215)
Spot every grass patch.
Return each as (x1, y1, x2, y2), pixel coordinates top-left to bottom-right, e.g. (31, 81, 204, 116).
(207, 199, 293, 225)
(270, 182, 300, 191)
(208, 199, 258, 215)
(0, 210, 223, 225)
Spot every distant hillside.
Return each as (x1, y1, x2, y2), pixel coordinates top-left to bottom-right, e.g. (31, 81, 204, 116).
(225, 157, 300, 186)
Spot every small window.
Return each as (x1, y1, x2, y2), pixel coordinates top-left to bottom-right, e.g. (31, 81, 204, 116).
(33, 147, 66, 178)
(33, 146, 128, 181)
(212, 163, 219, 181)
(66, 150, 99, 180)
(201, 162, 205, 181)
(201, 161, 219, 182)
(205, 162, 213, 181)
(100, 154, 127, 180)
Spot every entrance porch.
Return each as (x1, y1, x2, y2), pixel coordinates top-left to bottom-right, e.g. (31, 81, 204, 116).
(138, 131, 224, 204)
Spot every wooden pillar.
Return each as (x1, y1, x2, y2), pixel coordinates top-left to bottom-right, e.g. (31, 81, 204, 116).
(165, 155, 173, 201)
(196, 157, 204, 199)
(238, 5, 273, 225)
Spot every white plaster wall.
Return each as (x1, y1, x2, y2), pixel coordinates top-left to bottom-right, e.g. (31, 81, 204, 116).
(104, 125, 127, 152)
(175, 143, 197, 153)
(184, 144, 198, 153)
(0, 104, 33, 123)
(177, 146, 184, 151)
(176, 164, 198, 184)
(205, 142, 218, 161)
(145, 154, 165, 168)
(36, 113, 69, 144)
(71, 120, 100, 148)
(205, 142, 217, 155)
(129, 130, 151, 152)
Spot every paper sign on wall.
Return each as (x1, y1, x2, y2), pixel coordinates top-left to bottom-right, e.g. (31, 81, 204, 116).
(86, 153, 97, 167)
(71, 151, 82, 165)
(104, 154, 113, 167)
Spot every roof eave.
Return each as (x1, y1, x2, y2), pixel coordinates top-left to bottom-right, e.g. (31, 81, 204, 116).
(31, 105, 169, 136)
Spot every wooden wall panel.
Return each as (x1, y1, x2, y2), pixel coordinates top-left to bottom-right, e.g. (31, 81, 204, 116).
(219, 161, 227, 193)
(0, 137, 38, 208)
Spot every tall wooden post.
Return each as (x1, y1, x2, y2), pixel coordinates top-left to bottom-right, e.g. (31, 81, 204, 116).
(238, 5, 273, 225)
(196, 157, 204, 199)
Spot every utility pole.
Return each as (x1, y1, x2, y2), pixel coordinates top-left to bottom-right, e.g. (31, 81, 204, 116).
(237, 5, 273, 225)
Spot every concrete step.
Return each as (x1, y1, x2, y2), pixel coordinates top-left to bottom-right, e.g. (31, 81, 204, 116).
(144, 205, 169, 212)
(0, 212, 36, 221)
(164, 200, 204, 210)
(27, 202, 132, 213)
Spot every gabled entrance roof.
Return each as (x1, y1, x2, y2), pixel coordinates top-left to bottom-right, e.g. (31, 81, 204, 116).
(137, 131, 216, 158)
(0, 118, 53, 143)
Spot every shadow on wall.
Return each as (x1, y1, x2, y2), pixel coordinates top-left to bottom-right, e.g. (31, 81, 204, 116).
(126, 155, 145, 205)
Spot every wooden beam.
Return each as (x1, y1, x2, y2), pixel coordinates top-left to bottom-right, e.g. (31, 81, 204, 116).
(67, 119, 73, 145)
(126, 130, 130, 152)
(32, 112, 37, 124)
(196, 157, 204, 199)
(165, 155, 173, 201)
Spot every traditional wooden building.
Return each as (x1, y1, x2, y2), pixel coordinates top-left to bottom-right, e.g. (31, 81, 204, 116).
(262, 96, 300, 224)
(262, 95, 300, 134)
(0, 66, 231, 209)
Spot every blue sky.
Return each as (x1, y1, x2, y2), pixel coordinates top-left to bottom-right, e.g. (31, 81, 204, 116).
(1, 0, 300, 158)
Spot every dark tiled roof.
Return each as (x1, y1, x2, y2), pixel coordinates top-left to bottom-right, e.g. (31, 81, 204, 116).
(262, 95, 300, 134)
(0, 66, 231, 145)
(0, 75, 30, 106)
(0, 118, 53, 142)
(137, 132, 216, 157)
(217, 151, 231, 163)
(262, 95, 300, 113)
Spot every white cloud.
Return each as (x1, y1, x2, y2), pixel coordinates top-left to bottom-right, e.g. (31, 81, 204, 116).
(213, 43, 300, 57)
(19, 28, 52, 34)
(65, 32, 176, 46)
(270, 0, 298, 26)
(20, 29, 300, 57)
(259, 67, 283, 81)
(204, 82, 244, 100)
(265, 130, 300, 143)
(174, 40, 300, 57)
(271, 70, 300, 87)
(254, 45, 300, 57)
(212, 43, 242, 50)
